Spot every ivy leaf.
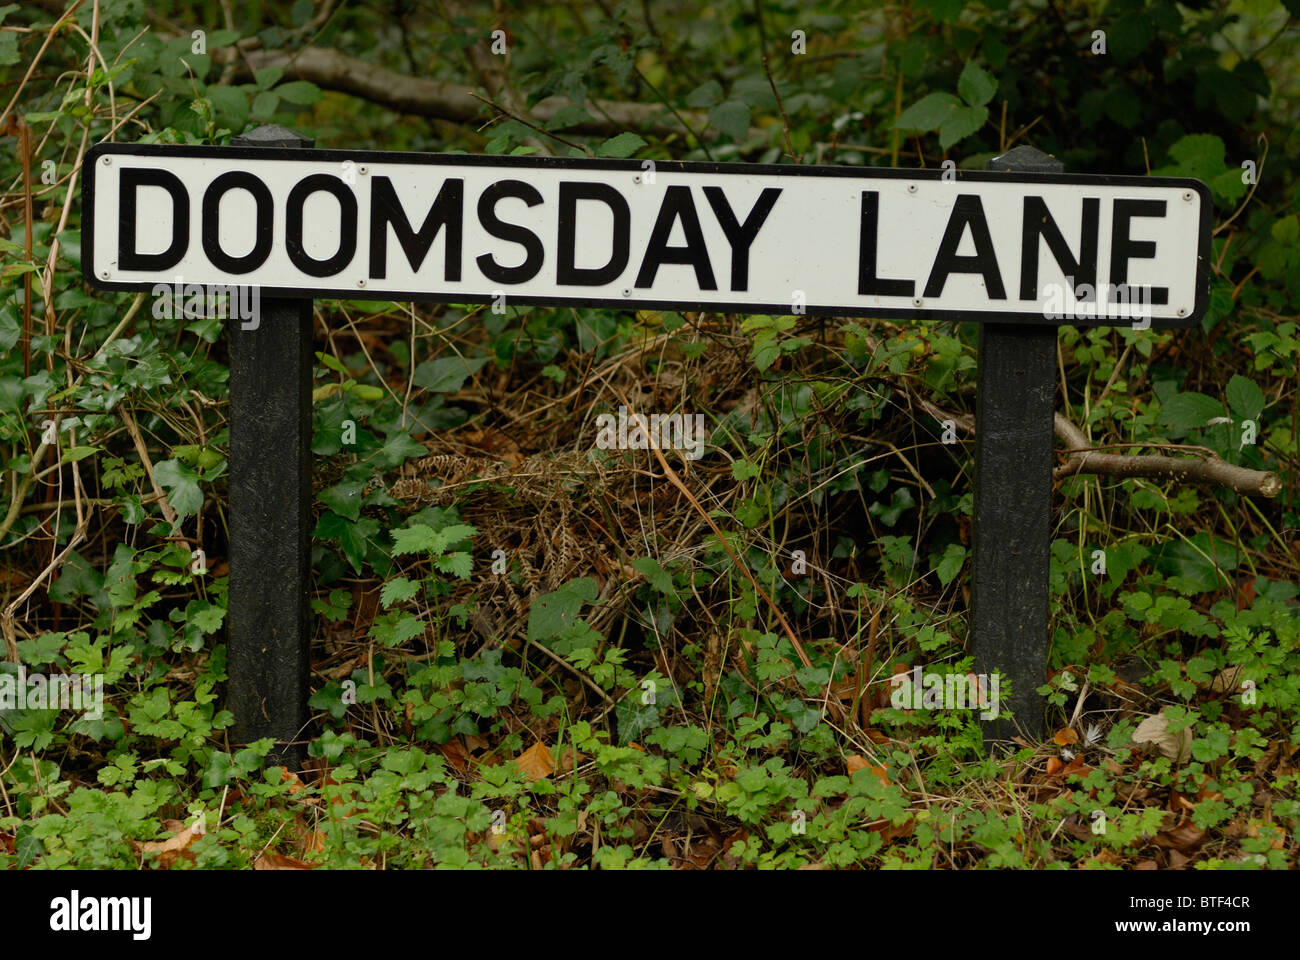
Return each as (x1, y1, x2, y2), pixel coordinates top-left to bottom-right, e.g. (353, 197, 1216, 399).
(412, 356, 488, 393)
(372, 430, 426, 469)
(153, 459, 203, 519)
(957, 61, 997, 108)
(528, 577, 599, 642)
(318, 479, 365, 521)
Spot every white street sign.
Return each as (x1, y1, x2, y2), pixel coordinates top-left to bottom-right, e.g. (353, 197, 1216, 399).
(83, 143, 1212, 327)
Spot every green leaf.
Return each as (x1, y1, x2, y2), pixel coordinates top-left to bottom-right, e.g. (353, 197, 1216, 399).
(391, 524, 439, 556)
(61, 446, 101, 463)
(596, 132, 647, 158)
(251, 90, 279, 119)
(276, 80, 322, 105)
(686, 80, 724, 109)
(732, 460, 761, 482)
(749, 332, 780, 372)
(1157, 392, 1226, 438)
(528, 577, 599, 642)
(0, 31, 18, 68)
(319, 479, 366, 521)
(434, 523, 477, 549)
(310, 586, 354, 622)
(939, 105, 987, 149)
(1158, 134, 1227, 182)
(435, 552, 473, 579)
(957, 61, 996, 108)
(371, 612, 425, 647)
(372, 430, 426, 469)
(1225, 375, 1264, 422)
(915, 0, 964, 23)
(153, 459, 203, 518)
(412, 355, 489, 393)
(543, 104, 597, 131)
(632, 557, 676, 595)
(894, 92, 961, 132)
(190, 603, 225, 634)
(1109, 11, 1153, 62)
(380, 577, 420, 609)
(934, 543, 967, 586)
(254, 66, 284, 90)
(708, 100, 751, 141)
(0, 306, 18, 352)
(1208, 168, 1249, 207)
(205, 85, 249, 129)
(1202, 276, 1234, 333)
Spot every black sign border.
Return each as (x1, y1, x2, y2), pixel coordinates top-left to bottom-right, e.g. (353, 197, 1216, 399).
(81, 141, 1214, 328)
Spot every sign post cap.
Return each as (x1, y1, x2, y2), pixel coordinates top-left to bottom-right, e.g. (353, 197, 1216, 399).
(988, 144, 1062, 174)
(232, 124, 314, 149)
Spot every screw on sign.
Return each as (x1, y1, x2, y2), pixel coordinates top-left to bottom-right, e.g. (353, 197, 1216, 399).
(81, 128, 1214, 762)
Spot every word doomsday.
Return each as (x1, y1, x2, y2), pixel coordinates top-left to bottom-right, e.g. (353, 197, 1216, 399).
(84, 144, 1212, 327)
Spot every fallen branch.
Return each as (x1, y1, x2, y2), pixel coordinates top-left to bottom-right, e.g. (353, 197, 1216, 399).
(1052, 415, 1281, 498)
(231, 47, 700, 138)
(915, 397, 1281, 498)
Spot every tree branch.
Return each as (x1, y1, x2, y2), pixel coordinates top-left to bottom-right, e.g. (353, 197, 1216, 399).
(915, 398, 1281, 498)
(1052, 414, 1281, 498)
(232, 46, 699, 138)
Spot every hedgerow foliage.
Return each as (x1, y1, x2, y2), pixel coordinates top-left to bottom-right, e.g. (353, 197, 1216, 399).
(0, 0, 1297, 869)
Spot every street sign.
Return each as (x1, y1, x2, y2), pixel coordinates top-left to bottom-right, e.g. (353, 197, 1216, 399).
(83, 143, 1212, 327)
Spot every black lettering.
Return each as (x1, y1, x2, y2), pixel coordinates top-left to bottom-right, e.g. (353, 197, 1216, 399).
(1021, 196, 1098, 301)
(369, 176, 463, 281)
(119, 168, 189, 271)
(703, 186, 781, 291)
(1109, 199, 1169, 305)
(202, 172, 273, 274)
(635, 186, 716, 290)
(557, 181, 629, 286)
(286, 174, 357, 277)
(923, 194, 1006, 300)
(858, 191, 914, 297)
(476, 180, 544, 284)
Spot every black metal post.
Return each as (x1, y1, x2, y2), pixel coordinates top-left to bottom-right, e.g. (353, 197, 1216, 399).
(226, 124, 314, 770)
(969, 145, 1061, 744)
